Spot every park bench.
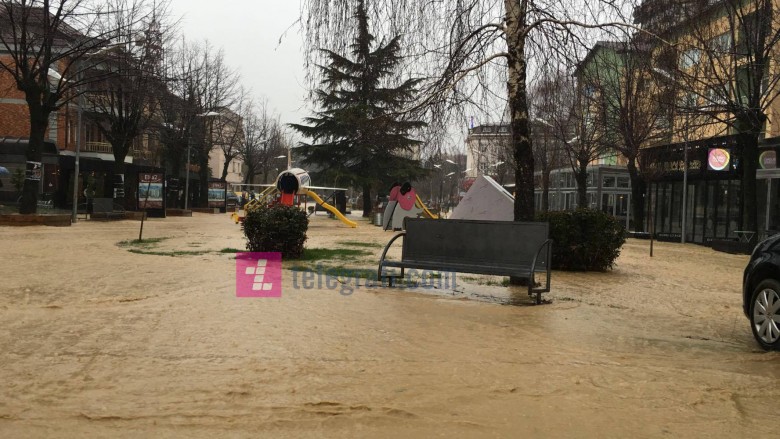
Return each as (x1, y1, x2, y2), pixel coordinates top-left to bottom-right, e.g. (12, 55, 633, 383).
(377, 218, 553, 304)
(91, 197, 125, 220)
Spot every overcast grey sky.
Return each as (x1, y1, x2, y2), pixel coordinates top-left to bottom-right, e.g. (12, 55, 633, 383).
(168, 0, 307, 126)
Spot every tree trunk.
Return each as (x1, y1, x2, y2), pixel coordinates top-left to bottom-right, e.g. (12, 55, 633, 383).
(576, 161, 588, 209)
(112, 140, 130, 205)
(221, 158, 231, 182)
(505, 1, 534, 287)
(739, 131, 759, 235)
(198, 153, 210, 207)
(244, 164, 256, 185)
(541, 170, 550, 212)
(19, 104, 49, 214)
(626, 158, 645, 232)
(362, 184, 372, 218)
(505, 0, 534, 222)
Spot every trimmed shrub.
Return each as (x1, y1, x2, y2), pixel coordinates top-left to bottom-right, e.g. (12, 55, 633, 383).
(537, 208, 626, 271)
(243, 204, 308, 258)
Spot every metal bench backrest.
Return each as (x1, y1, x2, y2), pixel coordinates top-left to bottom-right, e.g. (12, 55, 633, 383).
(92, 198, 114, 213)
(402, 218, 549, 269)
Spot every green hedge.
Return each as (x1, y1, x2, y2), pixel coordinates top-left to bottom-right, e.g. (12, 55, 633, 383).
(243, 204, 308, 259)
(537, 209, 626, 271)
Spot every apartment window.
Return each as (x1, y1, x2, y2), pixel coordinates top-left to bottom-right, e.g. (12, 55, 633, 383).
(736, 66, 752, 106)
(498, 126, 508, 133)
(708, 33, 732, 54)
(706, 86, 727, 106)
(679, 48, 701, 69)
(677, 92, 698, 111)
(737, 12, 758, 56)
(603, 175, 617, 188)
(617, 176, 630, 188)
(482, 126, 493, 133)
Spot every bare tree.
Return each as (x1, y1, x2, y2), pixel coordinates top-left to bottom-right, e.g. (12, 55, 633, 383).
(0, 0, 136, 213)
(212, 91, 247, 182)
(529, 76, 566, 212)
(530, 68, 604, 209)
(563, 68, 612, 208)
(84, 0, 170, 201)
(301, 0, 632, 222)
(581, 38, 669, 231)
(158, 38, 240, 206)
(238, 99, 287, 185)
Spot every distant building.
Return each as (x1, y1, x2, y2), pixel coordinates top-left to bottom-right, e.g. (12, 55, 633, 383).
(464, 124, 512, 184)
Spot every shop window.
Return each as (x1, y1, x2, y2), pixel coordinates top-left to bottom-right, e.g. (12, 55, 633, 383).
(602, 194, 615, 215)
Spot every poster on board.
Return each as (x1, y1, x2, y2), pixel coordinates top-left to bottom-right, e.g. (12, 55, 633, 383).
(707, 148, 731, 171)
(138, 172, 164, 209)
(208, 181, 227, 208)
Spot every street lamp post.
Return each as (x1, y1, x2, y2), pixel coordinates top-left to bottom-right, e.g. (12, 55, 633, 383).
(681, 128, 689, 244)
(184, 133, 192, 210)
(653, 67, 690, 243)
(71, 86, 84, 222)
(679, 95, 695, 244)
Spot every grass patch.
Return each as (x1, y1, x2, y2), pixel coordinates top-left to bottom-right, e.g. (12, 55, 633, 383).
(118, 237, 240, 258)
(300, 247, 372, 261)
(336, 240, 383, 249)
(483, 278, 511, 287)
(117, 237, 169, 248)
(324, 266, 377, 279)
(128, 249, 211, 257)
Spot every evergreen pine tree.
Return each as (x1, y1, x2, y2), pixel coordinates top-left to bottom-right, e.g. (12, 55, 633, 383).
(290, 0, 426, 217)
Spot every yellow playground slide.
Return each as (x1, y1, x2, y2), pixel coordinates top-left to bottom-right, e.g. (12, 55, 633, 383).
(305, 190, 358, 228)
(415, 194, 439, 219)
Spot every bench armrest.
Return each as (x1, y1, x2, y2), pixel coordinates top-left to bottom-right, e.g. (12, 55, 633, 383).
(377, 231, 406, 282)
(529, 239, 553, 298)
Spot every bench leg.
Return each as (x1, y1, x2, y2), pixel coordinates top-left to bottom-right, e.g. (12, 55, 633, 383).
(529, 284, 543, 305)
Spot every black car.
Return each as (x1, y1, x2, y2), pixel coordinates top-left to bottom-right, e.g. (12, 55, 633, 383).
(743, 233, 780, 350)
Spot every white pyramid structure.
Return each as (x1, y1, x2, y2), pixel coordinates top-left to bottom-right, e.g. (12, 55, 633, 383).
(450, 175, 514, 221)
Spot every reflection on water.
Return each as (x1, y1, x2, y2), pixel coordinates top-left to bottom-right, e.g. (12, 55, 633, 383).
(400, 279, 542, 306)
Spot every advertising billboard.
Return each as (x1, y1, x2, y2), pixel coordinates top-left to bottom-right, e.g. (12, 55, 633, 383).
(707, 148, 731, 171)
(208, 181, 227, 208)
(138, 172, 164, 209)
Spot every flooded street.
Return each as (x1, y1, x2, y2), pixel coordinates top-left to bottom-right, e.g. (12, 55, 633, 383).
(1, 213, 778, 438)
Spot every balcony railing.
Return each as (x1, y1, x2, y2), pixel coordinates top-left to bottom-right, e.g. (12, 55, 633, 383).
(83, 141, 112, 153)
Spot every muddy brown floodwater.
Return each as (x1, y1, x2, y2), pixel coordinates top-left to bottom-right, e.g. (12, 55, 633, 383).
(0, 213, 778, 438)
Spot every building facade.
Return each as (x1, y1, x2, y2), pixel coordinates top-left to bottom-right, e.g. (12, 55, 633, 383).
(634, 0, 780, 243)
